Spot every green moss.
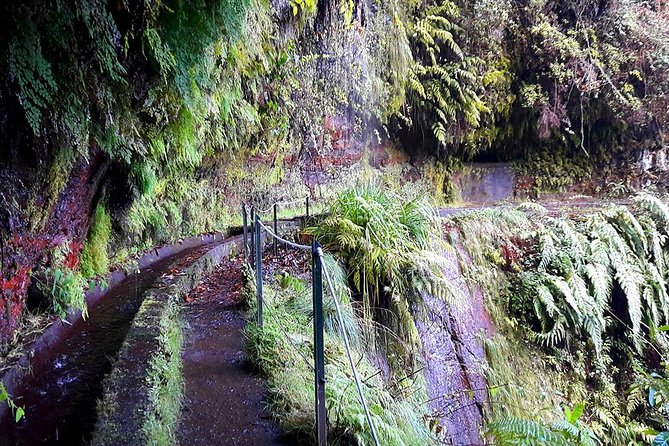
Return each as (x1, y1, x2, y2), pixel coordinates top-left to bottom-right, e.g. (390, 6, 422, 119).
(421, 159, 461, 205)
(28, 146, 77, 232)
(483, 331, 573, 422)
(512, 151, 597, 194)
(80, 205, 112, 279)
(141, 299, 184, 446)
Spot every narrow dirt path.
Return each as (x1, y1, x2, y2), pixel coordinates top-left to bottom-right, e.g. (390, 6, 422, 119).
(178, 256, 284, 446)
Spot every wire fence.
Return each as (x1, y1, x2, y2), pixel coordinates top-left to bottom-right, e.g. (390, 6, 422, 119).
(242, 202, 380, 446)
(253, 197, 310, 215)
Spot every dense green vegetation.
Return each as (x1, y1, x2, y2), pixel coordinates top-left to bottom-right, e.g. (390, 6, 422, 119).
(444, 195, 669, 445)
(249, 187, 669, 445)
(488, 404, 599, 446)
(244, 266, 435, 444)
(1, 0, 667, 332)
(0, 0, 295, 247)
(0, 0, 668, 444)
(246, 185, 448, 444)
(305, 185, 449, 345)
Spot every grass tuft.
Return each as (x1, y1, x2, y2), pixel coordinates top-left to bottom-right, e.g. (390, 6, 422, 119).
(142, 299, 184, 446)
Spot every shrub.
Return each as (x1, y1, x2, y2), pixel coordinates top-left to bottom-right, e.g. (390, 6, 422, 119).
(306, 185, 448, 305)
(305, 185, 454, 349)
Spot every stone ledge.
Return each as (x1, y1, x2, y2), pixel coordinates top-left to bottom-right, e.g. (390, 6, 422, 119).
(0, 232, 226, 421)
(91, 235, 244, 446)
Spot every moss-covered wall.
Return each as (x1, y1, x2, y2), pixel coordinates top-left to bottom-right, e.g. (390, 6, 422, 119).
(0, 0, 667, 341)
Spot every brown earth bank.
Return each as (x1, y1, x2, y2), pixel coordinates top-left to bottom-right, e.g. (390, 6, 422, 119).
(178, 256, 285, 446)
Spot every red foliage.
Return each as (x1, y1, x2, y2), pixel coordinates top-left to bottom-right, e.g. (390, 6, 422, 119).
(0, 153, 106, 341)
(500, 236, 532, 271)
(0, 266, 31, 339)
(515, 176, 536, 191)
(500, 244, 519, 271)
(0, 266, 30, 297)
(63, 240, 82, 270)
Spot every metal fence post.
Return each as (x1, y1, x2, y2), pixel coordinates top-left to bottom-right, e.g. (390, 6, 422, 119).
(255, 214, 263, 328)
(250, 207, 256, 269)
(312, 241, 327, 445)
(242, 205, 249, 258)
(273, 203, 278, 256)
(306, 196, 310, 219)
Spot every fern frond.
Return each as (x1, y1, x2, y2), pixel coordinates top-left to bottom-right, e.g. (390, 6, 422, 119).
(545, 275, 582, 319)
(635, 192, 669, 233)
(431, 122, 447, 145)
(539, 232, 556, 272)
(583, 263, 611, 308)
(612, 257, 644, 346)
(488, 418, 573, 446)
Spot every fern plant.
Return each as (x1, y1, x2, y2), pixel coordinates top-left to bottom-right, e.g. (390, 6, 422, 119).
(8, 17, 58, 135)
(488, 404, 600, 446)
(454, 194, 669, 445)
(403, 0, 488, 154)
(306, 185, 453, 347)
(510, 197, 669, 357)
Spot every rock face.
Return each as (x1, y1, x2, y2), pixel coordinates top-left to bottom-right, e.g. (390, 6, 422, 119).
(0, 151, 109, 340)
(413, 232, 494, 445)
(638, 145, 669, 190)
(454, 163, 515, 204)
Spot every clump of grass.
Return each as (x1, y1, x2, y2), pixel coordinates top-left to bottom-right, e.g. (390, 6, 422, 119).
(36, 241, 89, 319)
(142, 299, 184, 446)
(305, 185, 454, 348)
(80, 204, 112, 279)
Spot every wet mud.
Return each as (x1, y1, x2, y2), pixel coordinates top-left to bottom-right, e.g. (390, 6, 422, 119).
(178, 256, 285, 446)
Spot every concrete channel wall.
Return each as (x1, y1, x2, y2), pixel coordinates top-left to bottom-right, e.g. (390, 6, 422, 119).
(454, 163, 515, 204)
(0, 232, 227, 421)
(90, 235, 246, 445)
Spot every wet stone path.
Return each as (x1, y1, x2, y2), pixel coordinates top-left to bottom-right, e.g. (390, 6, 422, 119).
(178, 256, 284, 446)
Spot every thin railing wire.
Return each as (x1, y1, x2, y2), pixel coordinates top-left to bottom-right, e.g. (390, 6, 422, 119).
(257, 220, 311, 251)
(318, 247, 380, 446)
(254, 198, 307, 215)
(254, 216, 380, 445)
